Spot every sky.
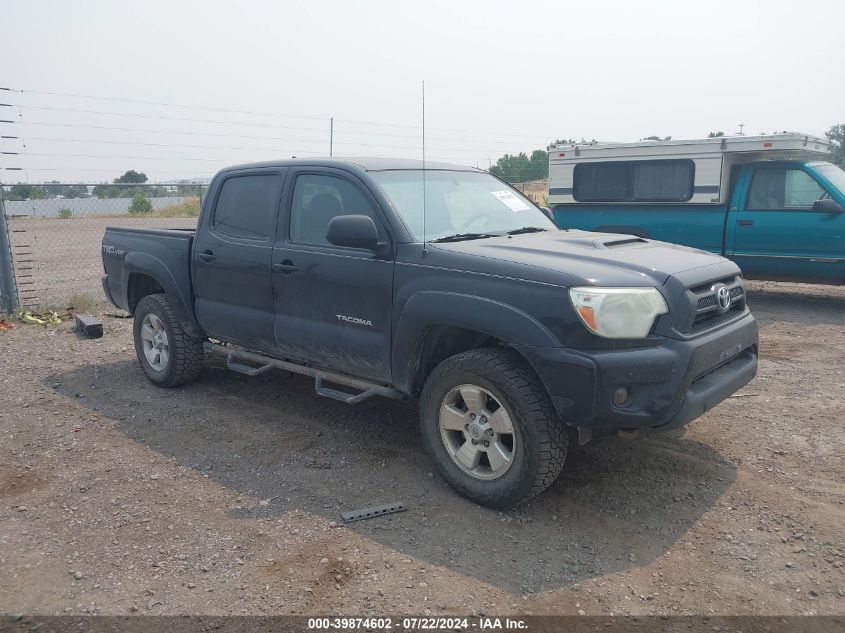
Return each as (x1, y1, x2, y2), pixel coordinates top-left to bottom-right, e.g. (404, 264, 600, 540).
(0, 0, 843, 183)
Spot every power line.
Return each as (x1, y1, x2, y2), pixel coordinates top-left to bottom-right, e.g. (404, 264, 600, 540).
(12, 120, 328, 142)
(2, 150, 470, 172)
(6, 134, 504, 155)
(21, 152, 302, 163)
(332, 116, 551, 140)
(19, 104, 332, 131)
(4, 87, 329, 121)
(15, 105, 546, 148)
(0, 166, 213, 177)
(5, 86, 553, 141)
(9, 118, 535, 148)
(16, 135, 333, 152)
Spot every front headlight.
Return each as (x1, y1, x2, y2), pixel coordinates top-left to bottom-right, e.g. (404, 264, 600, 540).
(569, 287, 668, 338)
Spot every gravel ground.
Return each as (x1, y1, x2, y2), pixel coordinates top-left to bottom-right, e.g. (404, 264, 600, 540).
(0, 281, 842, 616)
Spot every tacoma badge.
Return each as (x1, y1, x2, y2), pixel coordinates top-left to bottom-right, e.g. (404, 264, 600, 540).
(336, 314, 373, 327)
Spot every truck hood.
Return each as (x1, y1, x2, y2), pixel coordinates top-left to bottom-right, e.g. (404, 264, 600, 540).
(430, 230, 730, 286)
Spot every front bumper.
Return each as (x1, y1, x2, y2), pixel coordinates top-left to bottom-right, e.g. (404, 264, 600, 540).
(515, 311, 758, 431)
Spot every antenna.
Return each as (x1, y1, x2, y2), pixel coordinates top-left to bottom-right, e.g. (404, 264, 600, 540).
(422, 80, 427, 254)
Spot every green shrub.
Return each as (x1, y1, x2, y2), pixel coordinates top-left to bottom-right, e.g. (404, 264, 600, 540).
(128, 192, 153, 215)
(58, 208, 73, 219)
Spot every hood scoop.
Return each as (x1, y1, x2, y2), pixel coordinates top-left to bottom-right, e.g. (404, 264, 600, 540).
(593, 236, 650, 249)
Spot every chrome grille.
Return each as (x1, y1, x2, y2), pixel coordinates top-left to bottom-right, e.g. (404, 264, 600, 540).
(697, 286, 744, 310)
(685, 275, 746, 333)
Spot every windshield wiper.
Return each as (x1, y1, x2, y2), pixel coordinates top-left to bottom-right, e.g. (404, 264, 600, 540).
(430, 232, 498, 243)
(506, 226, 549, 235)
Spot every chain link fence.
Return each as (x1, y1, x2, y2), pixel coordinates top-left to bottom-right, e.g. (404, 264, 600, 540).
(1, 183, 205, 309)
(513, 180, 549, 206)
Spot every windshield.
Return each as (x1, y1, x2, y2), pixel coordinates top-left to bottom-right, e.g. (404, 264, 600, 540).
(370, 170, 557, 241)
(814, 162, 845, 197)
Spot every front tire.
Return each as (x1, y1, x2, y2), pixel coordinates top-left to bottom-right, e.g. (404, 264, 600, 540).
(133, 293, 204, 387)
(419, 348, 568, 508)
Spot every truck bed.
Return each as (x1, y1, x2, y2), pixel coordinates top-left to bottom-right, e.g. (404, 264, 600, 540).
(101, 226, 197, 316)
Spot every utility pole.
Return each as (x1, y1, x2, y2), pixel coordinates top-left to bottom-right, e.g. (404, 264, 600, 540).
(329, 117, 334, 157)
(0, 178, 19, 312)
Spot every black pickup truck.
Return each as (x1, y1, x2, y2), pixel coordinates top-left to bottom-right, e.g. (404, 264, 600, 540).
(102, 158, 759, 508)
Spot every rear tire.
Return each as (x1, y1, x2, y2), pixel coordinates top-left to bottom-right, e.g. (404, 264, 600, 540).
(133, 293, 204, 387)
(419, 347, 568, 508)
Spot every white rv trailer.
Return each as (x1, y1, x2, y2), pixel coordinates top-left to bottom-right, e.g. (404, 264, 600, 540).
(548, 133, 832, 206)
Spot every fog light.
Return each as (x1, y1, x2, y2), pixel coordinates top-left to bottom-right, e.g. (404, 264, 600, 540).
(612, 386, 629, 407)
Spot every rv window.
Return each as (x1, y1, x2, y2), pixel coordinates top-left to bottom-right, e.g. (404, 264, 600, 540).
(573, 163, 629, 202)
(573, 160, 695, 202)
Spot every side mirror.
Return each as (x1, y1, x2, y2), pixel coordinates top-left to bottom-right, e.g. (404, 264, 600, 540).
(326, 214, 379, 251)
(813, 198, 843, 213)
(541, 206, 553, 219)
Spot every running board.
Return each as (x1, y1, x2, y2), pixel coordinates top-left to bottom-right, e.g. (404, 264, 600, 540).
(204, 342, 404, 404)
(314, 376, 381, 404)
(226, 356, 274, 377)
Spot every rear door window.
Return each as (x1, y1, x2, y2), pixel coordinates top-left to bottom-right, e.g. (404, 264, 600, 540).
(213, 174, 281, 239)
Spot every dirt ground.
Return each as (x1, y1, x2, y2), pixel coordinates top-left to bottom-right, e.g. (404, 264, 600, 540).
(0, 281, 842, 617)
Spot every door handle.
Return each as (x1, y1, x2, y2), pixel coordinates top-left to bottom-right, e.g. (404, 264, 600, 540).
(199, 249, 217, 262)
(273, 259, 298, 274)
(738, 219, 754, 227)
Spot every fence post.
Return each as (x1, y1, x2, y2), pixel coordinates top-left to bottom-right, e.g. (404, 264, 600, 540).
(0, 181, 19, 312)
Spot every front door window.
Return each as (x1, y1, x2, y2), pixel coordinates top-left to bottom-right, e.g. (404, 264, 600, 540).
(746, 168, 826, 210)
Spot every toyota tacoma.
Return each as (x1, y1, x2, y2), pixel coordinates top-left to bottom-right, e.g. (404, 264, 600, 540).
(102, 158, 758, 508)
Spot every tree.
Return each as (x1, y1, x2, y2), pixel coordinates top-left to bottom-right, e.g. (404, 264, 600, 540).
(92, 184, 121, 198)
(128, 192, 153, 214)
(708, 131, 725, 138)
(64, 185, 89, 198)
(114, 170, 148, 184)
(42, 180, 64, 197)
(6, 184, 46, 200)
(643, 135, 672, 141)
(489, 149, 549, 183)
(825, 124, 845, 169)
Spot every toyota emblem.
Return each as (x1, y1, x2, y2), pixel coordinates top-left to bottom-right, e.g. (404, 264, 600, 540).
(716, 286, 732, 311)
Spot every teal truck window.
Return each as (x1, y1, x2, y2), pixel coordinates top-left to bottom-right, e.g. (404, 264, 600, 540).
(746, 168, 826, 210)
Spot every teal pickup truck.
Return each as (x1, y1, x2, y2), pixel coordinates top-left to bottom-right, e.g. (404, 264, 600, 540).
(549, 133, 845, 284)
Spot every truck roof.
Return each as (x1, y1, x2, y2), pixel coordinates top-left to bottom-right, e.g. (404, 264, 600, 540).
(218, 157, 482, 174)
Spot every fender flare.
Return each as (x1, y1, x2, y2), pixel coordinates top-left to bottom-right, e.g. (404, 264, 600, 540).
(122, 252, 203, 338)
(392, 291, 559, 393)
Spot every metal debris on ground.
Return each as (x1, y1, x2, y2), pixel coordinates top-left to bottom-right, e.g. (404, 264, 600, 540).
(341, 502, 407, 523)
(74, 313, 103, 339)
